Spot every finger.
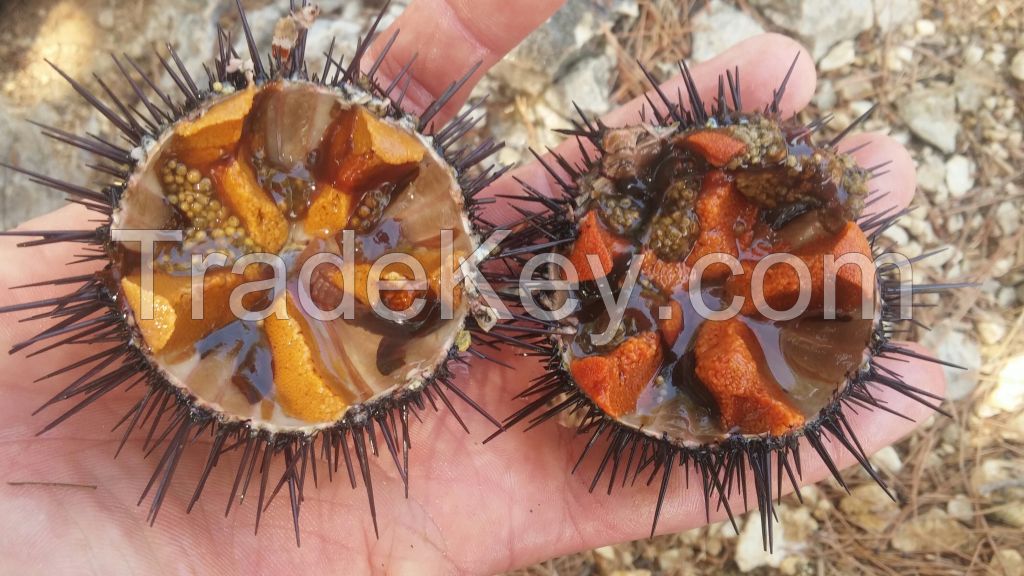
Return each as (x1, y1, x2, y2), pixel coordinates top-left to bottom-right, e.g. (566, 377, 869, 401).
(842, 131, 918, 217)
(484, 33, 818, 221)
(499, 343, 947, 571)
(365, 0, 566, 126)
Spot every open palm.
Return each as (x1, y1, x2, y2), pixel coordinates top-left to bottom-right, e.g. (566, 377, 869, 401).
(0, 1, 943, 574)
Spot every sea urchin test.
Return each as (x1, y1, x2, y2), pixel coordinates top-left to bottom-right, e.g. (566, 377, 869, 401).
(113, 83, 473, 428)
(1, 1, 509, 541)
(493, 60, 948, 547)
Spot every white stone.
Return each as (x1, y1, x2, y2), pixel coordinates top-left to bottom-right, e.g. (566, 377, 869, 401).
(980, 355, 1024, 416)
(917, 153, 948, 194)
(990, 550, 1024, 576)
(946, 214, 964, 234)
(922, 326, 981, 401)
(871, 446, 904, 475)
(977, 320, 1008, 346)
(903, 215, 937, 244)
(964, 44, 985, 66)
(819, 40, 856, 72)
(996, 202, 1021, 236)
(915, 19, 936, 36)
(690, 1, 766, 63)
(946, 495, 974, 522)
(998, 286, 1017, 308)
(881, 224, 910, 246)
(945, 155, 975, 198)
(898, 86, 959, 153)
(1012, 51, 1024, 82)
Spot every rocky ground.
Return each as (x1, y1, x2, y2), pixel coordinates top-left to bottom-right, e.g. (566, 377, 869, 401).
(1, 0, 1022, 574)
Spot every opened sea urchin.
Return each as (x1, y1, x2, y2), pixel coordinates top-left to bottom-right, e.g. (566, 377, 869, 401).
(492, 59, 951, 548)
(1, 1, 508, 542)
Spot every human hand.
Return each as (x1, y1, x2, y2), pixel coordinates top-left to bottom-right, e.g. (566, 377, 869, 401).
(0, 1, 944, 574)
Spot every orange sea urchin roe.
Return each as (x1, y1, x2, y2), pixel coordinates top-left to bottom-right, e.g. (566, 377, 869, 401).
(570, 331, 662, 417)
(693, 319, 805, 435)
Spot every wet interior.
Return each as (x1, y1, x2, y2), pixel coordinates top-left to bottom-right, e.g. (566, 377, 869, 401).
(111, 82, 473, 428)
(563, 121, 875, 442)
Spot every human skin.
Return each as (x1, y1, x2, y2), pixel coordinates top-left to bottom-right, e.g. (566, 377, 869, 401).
(0, 1, 941, 574)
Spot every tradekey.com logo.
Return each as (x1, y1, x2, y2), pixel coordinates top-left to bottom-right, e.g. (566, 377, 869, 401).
(113, 226, 916, 346)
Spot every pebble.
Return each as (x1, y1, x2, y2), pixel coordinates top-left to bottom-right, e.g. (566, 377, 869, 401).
(980, 355, 1024, 415)
(970, 458, 1024, 528)
(977, 319, 1008, 345)
(945, 155, 975, 198)
(990, 550, 1024, 576)
(891, 508, 973, 553)
(947, 494, 974, 522)
(819, 40, 856, 72)
(881, 223, 910, 246)
(734, 505, 816, 572)
(921, 326, 981, 401)
(997, 286, 1017, 308)
(898, 86, 959, 153)
(996, 201, 1021, 235)
(690, 0, 765, 63)
(839, 484, 899, 534)
(870, 446, 904, 475)
(1012, 51, 1024, 81)
(915, 19, 936, 36)
(964, 45, 986, 66)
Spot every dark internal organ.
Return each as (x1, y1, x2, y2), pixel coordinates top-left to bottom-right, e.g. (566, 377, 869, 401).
(116, 83, 470, 426)
(566, 120, 875, 437)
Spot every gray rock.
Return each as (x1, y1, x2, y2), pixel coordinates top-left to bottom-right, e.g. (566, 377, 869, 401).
(873, 0, 920, 33)
(970, 458, 1024, 528)
(751, 0, 873, 60)
(897, 85, 959, 153)
(921, 325, 981, 401)
(547, 51, 616, 116)
(955, 66, 999, 112)
(489, 0, 610, 96)
(690, 1, 766, 63)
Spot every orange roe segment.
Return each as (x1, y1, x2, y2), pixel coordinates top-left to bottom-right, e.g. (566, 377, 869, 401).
(326, 107, 424, 192)
(175, 87, 255, 164)
(264, 295, 348, 422)
(680, 130, 748, 167)
(304, 183, 354, 237)
(570, 331, 662, 417)
(213, 158, 288, 253)
(641, 250, 689, 292)
(120, 276, 176, 353)
(727, 221, 875, 316)
(693, 319, 805, 435)
(657, 300, 684, 348)
(569, 211, 626, 282)
(122, 272, 244, 354)
(685, 170, 758, 281)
